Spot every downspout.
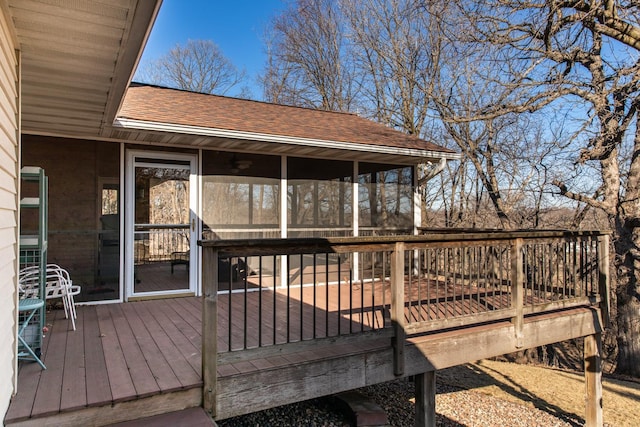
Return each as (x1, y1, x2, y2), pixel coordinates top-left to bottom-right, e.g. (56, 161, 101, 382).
(418, 157, 447, 186)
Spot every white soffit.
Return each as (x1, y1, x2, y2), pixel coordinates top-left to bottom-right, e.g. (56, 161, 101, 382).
(6, 0, 160, 137)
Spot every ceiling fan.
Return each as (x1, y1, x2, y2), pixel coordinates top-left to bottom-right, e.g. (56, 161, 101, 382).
(229, 154, 252, 173)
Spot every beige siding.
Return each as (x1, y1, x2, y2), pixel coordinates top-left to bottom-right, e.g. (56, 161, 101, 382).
(0, 5, 19, 420)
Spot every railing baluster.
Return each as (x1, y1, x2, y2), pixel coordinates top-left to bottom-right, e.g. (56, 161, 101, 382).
(435, 248, 440, 320)
(360, 254, 365, 331)
(478, 245, 484, 313)
(371, 252, 376, 328)
(598, 234, 610, 325)
(337, 254, 342, 335)
(511, 238, 524, 348)
(227, 257, 232, 351)
(273, 255, 277, 346)
(243, 256, 248, 349)
(325, 253, 329, 336)
(300, 253, 304, 342)
(258, 256, 263, 348)
(417, 249, 423, 322)
(426, 248, 431, 320)
(445, 248, 450, 319)
(286, 254, 291, 343)
(313, 254, 317, 339)
(382, 251, 387, 327)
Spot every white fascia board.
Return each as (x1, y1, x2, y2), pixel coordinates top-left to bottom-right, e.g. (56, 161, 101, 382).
(114, 118, 462, 161)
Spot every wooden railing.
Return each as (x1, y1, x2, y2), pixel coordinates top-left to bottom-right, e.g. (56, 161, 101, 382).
(199, 230, 609, 416)
(134, 224, 190, 264)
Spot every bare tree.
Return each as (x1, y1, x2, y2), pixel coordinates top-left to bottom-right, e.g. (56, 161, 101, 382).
(263, 0, 565, 232)
(261, 0, 355, 110)
(261, 0, 640, 371)
(137, 39, 247, 95)
(446, 0, 640, 375)
(342, 0, 442, 133)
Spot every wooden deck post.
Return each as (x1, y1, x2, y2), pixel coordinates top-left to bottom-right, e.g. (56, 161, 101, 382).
(391, 242, 406, 376)
(597, 234, 610, 326)
(415, 371, 436, 427)
(511, 238, 524, 348)
(202, 246, 219, 418)
(584, 333, 603, 427)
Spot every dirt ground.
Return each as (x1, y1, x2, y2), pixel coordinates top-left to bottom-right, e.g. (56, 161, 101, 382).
(438, 359, 640, 427)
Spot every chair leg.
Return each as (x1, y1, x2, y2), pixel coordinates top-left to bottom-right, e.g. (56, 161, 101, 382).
(62, 293, 70, 319)
(63, 293, 76, 331)
(60, 291, 76, 331)
(17, 334, 46, 369)
(68, 294, 77, 330)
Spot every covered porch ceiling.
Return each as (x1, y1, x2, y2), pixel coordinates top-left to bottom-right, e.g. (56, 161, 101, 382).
(4, 0, 161, 137)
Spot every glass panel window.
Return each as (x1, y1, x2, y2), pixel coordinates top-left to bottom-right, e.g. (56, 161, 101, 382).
(202, 151, 280, 239)
(359, 163, 414, 234)
(288, 157, 352, 237)
(101, 186, 118, 215)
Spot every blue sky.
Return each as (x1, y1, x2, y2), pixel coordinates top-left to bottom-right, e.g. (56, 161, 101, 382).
(136, 0, 287, 98)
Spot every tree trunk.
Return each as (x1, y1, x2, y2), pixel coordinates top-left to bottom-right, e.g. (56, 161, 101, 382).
(613, 221, 640, 376)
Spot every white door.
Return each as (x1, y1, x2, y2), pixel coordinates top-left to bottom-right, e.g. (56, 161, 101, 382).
(125, 151, 198, 299)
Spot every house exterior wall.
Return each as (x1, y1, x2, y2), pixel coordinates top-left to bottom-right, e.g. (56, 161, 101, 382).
(22, 136, 122, 302)
(0, 6, 19, 418)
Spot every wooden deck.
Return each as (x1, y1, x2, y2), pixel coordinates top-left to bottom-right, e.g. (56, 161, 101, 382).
(8, 283, 393, 426)
(7, 288, 603, 426)
(6, 231, 609, 425)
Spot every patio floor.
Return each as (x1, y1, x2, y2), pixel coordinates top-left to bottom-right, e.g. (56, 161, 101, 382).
(5, 279, 529, 425)
(7, 297, 204, 424)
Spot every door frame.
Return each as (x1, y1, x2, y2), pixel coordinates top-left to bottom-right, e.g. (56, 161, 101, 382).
(124, 150, 199, 300)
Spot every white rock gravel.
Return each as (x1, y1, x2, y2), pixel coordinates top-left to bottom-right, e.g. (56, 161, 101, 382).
(218, 379, 578, 426)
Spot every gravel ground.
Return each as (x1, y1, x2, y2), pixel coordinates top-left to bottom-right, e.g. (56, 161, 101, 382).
(217, 379, 575, 426)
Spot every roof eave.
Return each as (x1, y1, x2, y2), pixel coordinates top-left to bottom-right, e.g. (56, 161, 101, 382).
(102, 1, 163, 134)
(113, 118, 462, 162)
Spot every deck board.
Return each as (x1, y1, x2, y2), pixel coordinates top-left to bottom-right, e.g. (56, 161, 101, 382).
(60, 309, 87, 412)
(110, 303, 161, 398)
(145, 300, 202, 374)
(83, 305, 112, 407)
(96, 304, 137, 402)
(32, 310, 67, 416)
(134, 301, 201, 388)
(6, 362, 40, 421)
(120, 303, 183, 392)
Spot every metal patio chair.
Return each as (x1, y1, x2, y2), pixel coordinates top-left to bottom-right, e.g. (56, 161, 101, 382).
(19, 264, 81, 331)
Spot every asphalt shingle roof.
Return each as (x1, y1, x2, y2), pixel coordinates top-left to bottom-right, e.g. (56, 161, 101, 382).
(119, 84, 455, 155)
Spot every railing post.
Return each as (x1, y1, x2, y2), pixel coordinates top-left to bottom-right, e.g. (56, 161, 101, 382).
(597, 234, 610, 326)
(511, 238, 524, 348)
(391, 242, 406, 376)
(202, 245, 219, 418)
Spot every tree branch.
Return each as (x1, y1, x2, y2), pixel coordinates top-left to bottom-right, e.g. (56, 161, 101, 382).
(557, 0, 640, 51)
(552, 179, 613, 214)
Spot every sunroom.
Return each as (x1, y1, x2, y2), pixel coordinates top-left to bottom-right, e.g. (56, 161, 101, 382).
(21, 84, 458, 303)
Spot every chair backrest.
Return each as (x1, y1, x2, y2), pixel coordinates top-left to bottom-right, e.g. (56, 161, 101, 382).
(19, 264, 72, 299)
